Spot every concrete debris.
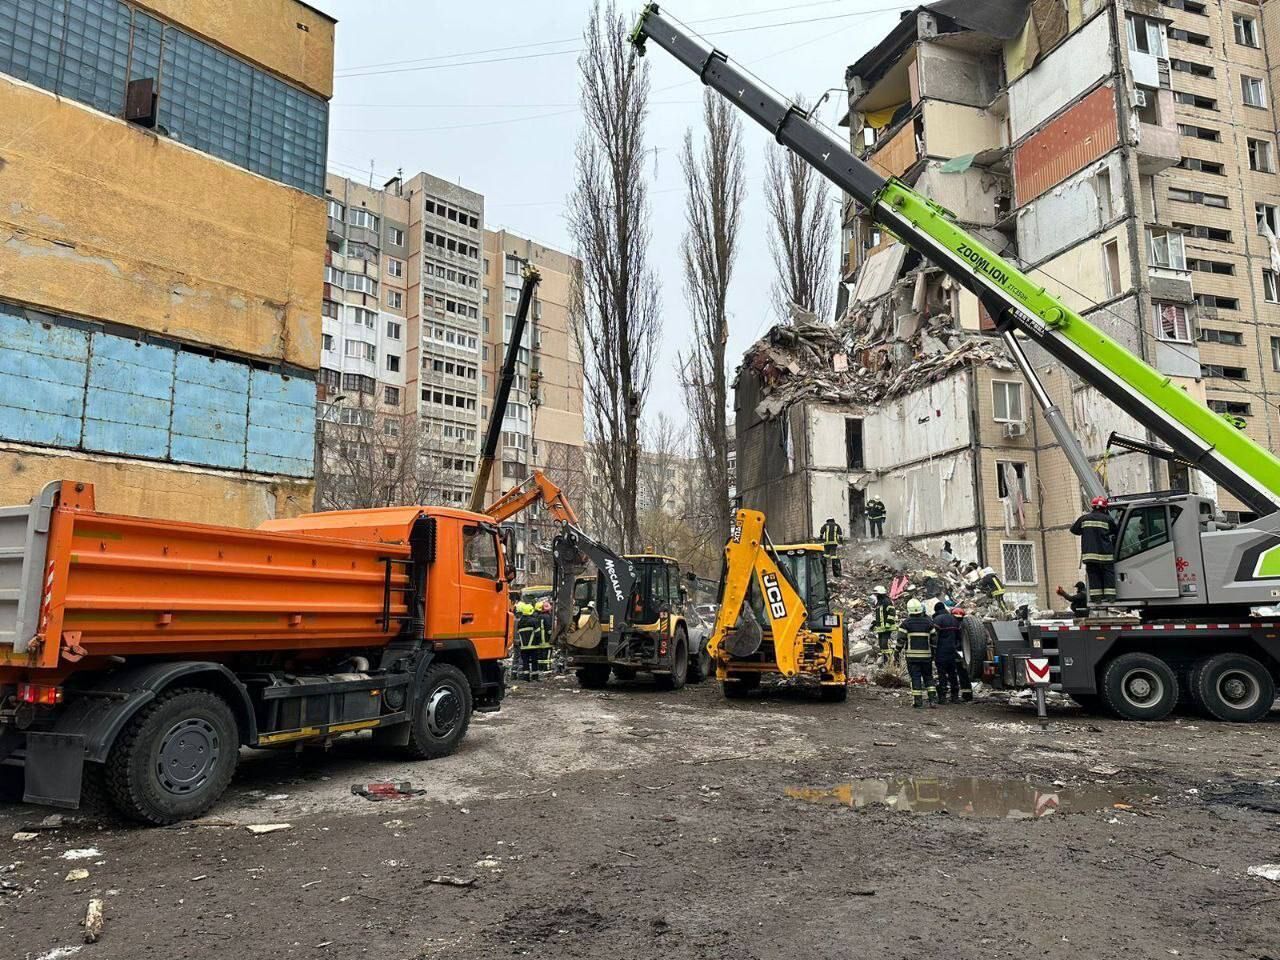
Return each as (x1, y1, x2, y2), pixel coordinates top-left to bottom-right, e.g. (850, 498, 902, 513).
(61, 848, 101, 861)
(742, 300, 1013, 423)
(11, 832, 38, 842)
(428, 875, 478, 888)
(83, 898, 105, 944)
(64, 869, 90, 882)
(245, 824, 292, 835)
(1248, 864, 1280, 882)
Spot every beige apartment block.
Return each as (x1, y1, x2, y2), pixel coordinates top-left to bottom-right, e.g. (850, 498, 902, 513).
(481, 230, 585, 584)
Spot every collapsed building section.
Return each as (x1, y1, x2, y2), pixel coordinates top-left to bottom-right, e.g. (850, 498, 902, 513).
(738, 0, 1280, 609)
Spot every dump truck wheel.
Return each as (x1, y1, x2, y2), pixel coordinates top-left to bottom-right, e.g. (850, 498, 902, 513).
(1191, 653, 1274, 723)
(722, 673, 760, 699)
(819, 684, 848, 703)
(404, 663, 473, 760)
(576, 664, 611, 689)
(104, 688, 239, 825)
(656, 631, 689, 691)
(1100, 653, 1178, 721)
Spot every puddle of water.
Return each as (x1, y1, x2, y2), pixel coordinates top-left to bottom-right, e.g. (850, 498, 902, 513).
(786, 777, 1143, 819)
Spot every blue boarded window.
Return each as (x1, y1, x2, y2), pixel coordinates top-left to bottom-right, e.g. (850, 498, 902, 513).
(0, 305, 314, 479)
(0, 0, 327, 195)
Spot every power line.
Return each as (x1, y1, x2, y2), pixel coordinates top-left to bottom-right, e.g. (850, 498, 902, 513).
(333, 0, 878, 76)
(335, 7, 912, 79)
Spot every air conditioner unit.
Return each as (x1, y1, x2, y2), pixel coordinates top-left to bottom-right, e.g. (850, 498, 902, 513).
(1003, 421, 1027, 439)
(1134, 88, 1149, 108)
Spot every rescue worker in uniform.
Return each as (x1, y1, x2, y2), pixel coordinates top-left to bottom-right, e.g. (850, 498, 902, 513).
(866, 496, 887, 538)
(1055, 581, 1089, 618)
(819, 516, 844, 578)
(933, 605, 973, 703)
(1071, 496, 1118, 610)
(977, 566, 1008, 612)
(515, 599, 551, 678)
(899, 598, 938, 708)
(871, 586, 898, 666)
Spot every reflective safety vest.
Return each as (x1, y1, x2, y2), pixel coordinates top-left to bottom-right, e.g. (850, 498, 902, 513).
(518, 616, 551, 651)
(866, 499, 887, 520)
(899, 614, 936, 660)
(872, 602, 897, 635)
(821, 521, 842, 546)
(981, 573, 1005, 598)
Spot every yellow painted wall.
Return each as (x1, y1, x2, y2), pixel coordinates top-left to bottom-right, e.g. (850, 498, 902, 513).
(137, 0, 335, 98)
(0, 77, 325, 369)
(921, 101, 1002, 159)
(0, 447, 312, 527)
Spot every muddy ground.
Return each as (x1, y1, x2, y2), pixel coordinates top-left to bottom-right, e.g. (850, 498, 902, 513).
(2, 676, 1278, 960)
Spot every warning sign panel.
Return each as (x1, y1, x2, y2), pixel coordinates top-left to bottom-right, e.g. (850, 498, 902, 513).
(1026, 657, 1051, 685)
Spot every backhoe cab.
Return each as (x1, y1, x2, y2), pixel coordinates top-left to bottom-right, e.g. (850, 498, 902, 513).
(709, 512, 848, 702)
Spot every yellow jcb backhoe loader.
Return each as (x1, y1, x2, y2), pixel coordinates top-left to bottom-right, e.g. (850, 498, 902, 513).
(708, 509, 848, 702)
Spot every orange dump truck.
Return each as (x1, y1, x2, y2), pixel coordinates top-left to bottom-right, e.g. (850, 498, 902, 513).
(0, 480, 512, 823)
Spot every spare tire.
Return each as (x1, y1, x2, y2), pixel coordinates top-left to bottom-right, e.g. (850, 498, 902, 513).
(960, 616, 989, 675)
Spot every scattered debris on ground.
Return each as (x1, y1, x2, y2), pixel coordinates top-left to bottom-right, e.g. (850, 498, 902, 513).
(351, 781, 426, 801)
(64, 869, 89, 882)
(82, 898, 104, 943)
(427, 875, 477, 888)
(245, 823, 291, 835)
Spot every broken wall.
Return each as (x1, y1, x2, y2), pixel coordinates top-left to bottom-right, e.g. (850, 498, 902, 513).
(863, 374, 973, 473)
(735, 376, 813, 543)
(1008, 12, 1113, 142)
(922, 100, 1003, 159)
(874, 449, 979, 543)
(1016, 153, 1126, 264)
(916, 42, 1001, 108)
(1013, 83, 1120, 205)
(1029, 226, 1130, 313)
(916, 164, 1006, 227)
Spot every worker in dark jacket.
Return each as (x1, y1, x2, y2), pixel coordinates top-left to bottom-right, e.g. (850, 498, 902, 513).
(871, 586, 898, 666)
(899, 598, 938, 708)
(976, 566, 1008, 612)
(1070, 496, 1118, 609)
(933, 606, 973, 703)
(866, 497, 887, 538)
(819, 517, 844, 578)
(1055, 581, 1089, 617)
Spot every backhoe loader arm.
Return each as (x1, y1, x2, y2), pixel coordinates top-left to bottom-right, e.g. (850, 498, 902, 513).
(484, 470, 579, 526)
(630, 4, 1280, 515)
(709, 509, 811, 677)
(550, 525, 636, 642)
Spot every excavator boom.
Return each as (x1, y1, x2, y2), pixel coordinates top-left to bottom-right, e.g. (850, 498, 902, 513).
(484, 470, 579, 526)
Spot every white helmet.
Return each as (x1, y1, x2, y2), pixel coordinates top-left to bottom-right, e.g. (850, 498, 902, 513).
(873, 585, 887, 596)
(906, 598, 924, 614)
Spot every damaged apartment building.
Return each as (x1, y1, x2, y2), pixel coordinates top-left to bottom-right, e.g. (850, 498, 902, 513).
(737, 0, 1280, 607)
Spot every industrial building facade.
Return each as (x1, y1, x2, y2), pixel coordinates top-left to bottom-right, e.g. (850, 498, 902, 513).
(0, 0, 333, 525)
(738, 0, 1280, 608)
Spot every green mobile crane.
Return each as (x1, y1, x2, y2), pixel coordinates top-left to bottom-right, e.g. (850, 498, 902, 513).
(632, 4, 1280, 721)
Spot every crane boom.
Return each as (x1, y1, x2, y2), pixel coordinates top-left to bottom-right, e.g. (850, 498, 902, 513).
(469, 264, 540, 513)
(630, 4, 1280, 515)
(484, 469, 578, 526)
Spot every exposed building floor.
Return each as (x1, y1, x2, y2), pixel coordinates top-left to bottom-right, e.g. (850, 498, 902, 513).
(2, 677, 1278, 959)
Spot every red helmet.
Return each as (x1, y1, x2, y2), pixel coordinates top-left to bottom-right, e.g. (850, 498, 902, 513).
(951, 608, 966, 618)
(1090, 496, 1110, 508)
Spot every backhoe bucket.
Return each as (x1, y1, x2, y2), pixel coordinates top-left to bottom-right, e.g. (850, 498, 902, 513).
(723, 616, 763, 658)
(565, 609, 603, 649)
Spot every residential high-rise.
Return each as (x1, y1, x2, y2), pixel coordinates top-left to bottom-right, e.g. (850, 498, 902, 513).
(319, 172, 486, 508)
(480, 229, 585, 583)
(737, 0, 1280, 608)
(0, 0, 333, 525)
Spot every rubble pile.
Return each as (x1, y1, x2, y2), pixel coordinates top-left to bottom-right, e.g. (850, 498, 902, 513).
(830, 538, 1022, 623)
(741, 285, 1013, 423)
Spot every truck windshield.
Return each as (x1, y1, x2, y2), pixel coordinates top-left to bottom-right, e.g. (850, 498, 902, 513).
(631, 561, 671, 624)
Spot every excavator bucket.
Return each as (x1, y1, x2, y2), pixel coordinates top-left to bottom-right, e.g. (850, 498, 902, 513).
(723, 614, 763, 658)
(564, 608, 603, 649)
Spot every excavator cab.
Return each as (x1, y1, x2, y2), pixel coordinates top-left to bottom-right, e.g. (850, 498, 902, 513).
(770, 543, 840, 635)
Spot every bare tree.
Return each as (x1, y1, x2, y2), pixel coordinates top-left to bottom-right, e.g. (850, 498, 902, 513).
(315, 407, 444, 511)
(677, 89, 744, 552)
(764, 104, 834, 322)
(568, 0, 661, 552)
(636, 412, 719, 575)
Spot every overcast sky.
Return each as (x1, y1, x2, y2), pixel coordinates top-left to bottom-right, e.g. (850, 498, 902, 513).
(315, 0, 910, 433)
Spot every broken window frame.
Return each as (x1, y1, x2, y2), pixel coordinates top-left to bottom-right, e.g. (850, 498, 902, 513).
(996, 460, 1030, 501)
(1266, 270, 1280, 305)
(1248, 138, 1275, 173)
(991, 380, 1024, 424)
(1152, 301, 1193, 343)
(1272, 337, 1280, 372)
(844, 418, 864, 470)
(1241, 75, 1266, 109)
(1233, 13, 1259, 48)
(1255, 203, 1278, 235)
(1126, 14, 1167, 57)
(1197, 327, 1244, 346)
(1147, 229, 1186, 270)
(1208, 398, 1251, 417)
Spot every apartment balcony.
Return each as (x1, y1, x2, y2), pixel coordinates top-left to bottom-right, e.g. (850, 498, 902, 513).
(1134, 87, 1179, 175)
